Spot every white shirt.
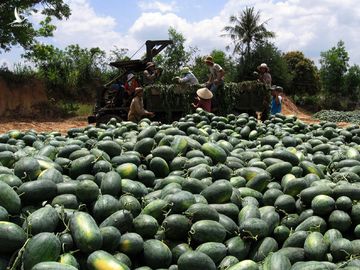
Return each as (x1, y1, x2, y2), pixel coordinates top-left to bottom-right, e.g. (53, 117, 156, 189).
(179, 72, 199, 85)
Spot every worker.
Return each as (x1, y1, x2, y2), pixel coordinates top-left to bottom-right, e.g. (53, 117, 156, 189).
(192, 87, 213, 112)
(123, 73, 140, 107)
(128, 87, 154, 122)
(270, 85, 283, 115)
(124, 73, 139, 97)
(174, 67, 199, 86)
(204, 56, 225, 93)
(104, 83, 122, 106)
(143, 62, 162, 85)
(256, 63, 272, 89)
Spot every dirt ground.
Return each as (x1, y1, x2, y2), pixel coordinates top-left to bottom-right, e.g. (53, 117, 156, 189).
(0, 96, 347, 134)
(0, 117, 89, 134)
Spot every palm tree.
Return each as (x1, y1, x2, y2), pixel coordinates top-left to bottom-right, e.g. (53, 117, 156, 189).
(223, 7, 275, 59)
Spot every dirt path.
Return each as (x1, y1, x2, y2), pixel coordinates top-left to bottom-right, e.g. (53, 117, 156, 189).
(0, 97, 345, 134)
(0, 117, 88, 134)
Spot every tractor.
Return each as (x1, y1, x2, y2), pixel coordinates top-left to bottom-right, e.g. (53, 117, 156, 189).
(87, 40, 173, 125)
(88, 39, 270, 125)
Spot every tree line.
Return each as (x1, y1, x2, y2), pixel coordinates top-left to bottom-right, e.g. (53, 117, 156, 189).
(1, 2, 359, 111)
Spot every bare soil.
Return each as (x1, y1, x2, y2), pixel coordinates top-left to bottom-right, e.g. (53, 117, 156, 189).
(0, 95, 348, 134)
(0, 117, 88, 134)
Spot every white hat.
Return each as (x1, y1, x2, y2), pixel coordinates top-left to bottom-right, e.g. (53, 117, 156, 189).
(135, 87, 143, 95)
(257, 63, 269, 71)
(127, 73, 135, 81)
(196, 87, 213, 100)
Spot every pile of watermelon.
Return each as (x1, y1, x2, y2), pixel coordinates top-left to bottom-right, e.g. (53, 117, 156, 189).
(2, 109, 360, 270)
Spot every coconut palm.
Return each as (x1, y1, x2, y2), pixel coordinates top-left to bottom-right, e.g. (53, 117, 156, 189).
(223, 7, 275, 58)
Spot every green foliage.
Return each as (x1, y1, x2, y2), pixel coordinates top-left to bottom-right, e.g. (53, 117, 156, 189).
(283, 51, 320, 95)
(155, 27, 196, 84)
(144, 84, 198, 116)
(23, 43, 108, 100)
(0, 64, 35, 85)
(191, 50, 238, 84)
(76, 103, 94, 116)
(31, 100, 80, 118)
(344, 65, 360, 96)
(144, 81, 269, 117)
(223, 7, 275, 58)
(215, 81, 270, 115)
(0, 0, 70, 52)
(211, 50, 238, 82)
(240, 42, 291, 89)
(192, 56, 209, 83)
(292, 93, 322, 112)
(108, 47, 129, 63)
(319, 40, 349, 93)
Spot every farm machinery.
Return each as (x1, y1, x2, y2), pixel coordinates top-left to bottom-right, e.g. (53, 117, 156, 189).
(88, 40, 270, 125)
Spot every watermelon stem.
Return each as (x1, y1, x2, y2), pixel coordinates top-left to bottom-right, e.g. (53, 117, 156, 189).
(163, 202, 173, 218)
(276, 207, 289, 216)
(9, 238, 30, 270)
(242, 230, 258, 241)
(57, 206, 71, 232)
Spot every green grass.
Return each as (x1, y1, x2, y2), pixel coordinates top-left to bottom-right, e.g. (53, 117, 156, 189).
(76, 103, 93, 116)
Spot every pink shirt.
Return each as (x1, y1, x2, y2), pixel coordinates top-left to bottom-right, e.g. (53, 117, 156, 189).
(195, 98, 211, 112)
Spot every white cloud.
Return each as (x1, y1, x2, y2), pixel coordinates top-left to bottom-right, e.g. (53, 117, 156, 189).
(219, 0, 360, 64)
(129, 12, 226, 55)
(49, 0, 138, 52)
(9, 0, 360, 67)
(138, 1, 177, 13)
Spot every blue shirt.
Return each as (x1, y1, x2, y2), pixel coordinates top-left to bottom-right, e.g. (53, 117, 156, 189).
(271, 96, 282, 115)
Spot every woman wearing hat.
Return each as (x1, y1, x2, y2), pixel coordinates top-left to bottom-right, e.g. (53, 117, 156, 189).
(192, 87, 213, 112)
(143, 62, 162, 85)
(128, 87, 154, 122)
(124, 73, 139, 96)
(204, 56, 225, 93)
(256, 63, 272, 88)
(175, 66, 199, 86)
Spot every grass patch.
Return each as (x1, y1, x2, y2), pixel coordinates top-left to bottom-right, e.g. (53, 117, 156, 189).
(76, 103, 93, 116)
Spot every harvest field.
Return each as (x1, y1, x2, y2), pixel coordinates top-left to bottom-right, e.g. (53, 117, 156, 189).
(1, 0, 360, 269)
(0, 96, 320, 134)
(2, 105, 360, 270)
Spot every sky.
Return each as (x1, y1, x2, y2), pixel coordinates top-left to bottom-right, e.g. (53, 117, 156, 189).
(1, 0, 360, 68)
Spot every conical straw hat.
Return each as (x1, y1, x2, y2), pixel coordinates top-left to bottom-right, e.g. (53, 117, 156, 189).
(196, 87, 213, 99)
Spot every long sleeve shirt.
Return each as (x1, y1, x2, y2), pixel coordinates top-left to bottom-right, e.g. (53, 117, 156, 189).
(128, 96, 149, 122)
(259, 72, 272, 88)
(179, 72, 199, 85)
(209, 63, 224, 83)
(193, 98, 211, 112)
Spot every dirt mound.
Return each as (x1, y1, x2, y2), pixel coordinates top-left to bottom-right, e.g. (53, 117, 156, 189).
(0, 77, 48, 117)
(281, 94, 319, 124)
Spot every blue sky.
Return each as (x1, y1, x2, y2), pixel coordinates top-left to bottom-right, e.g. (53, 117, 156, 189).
(1, 0, 359, 68)
(89, 0, 226, 28)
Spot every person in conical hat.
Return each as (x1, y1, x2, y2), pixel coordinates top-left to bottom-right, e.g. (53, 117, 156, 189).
(191, 87, 213, 112)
